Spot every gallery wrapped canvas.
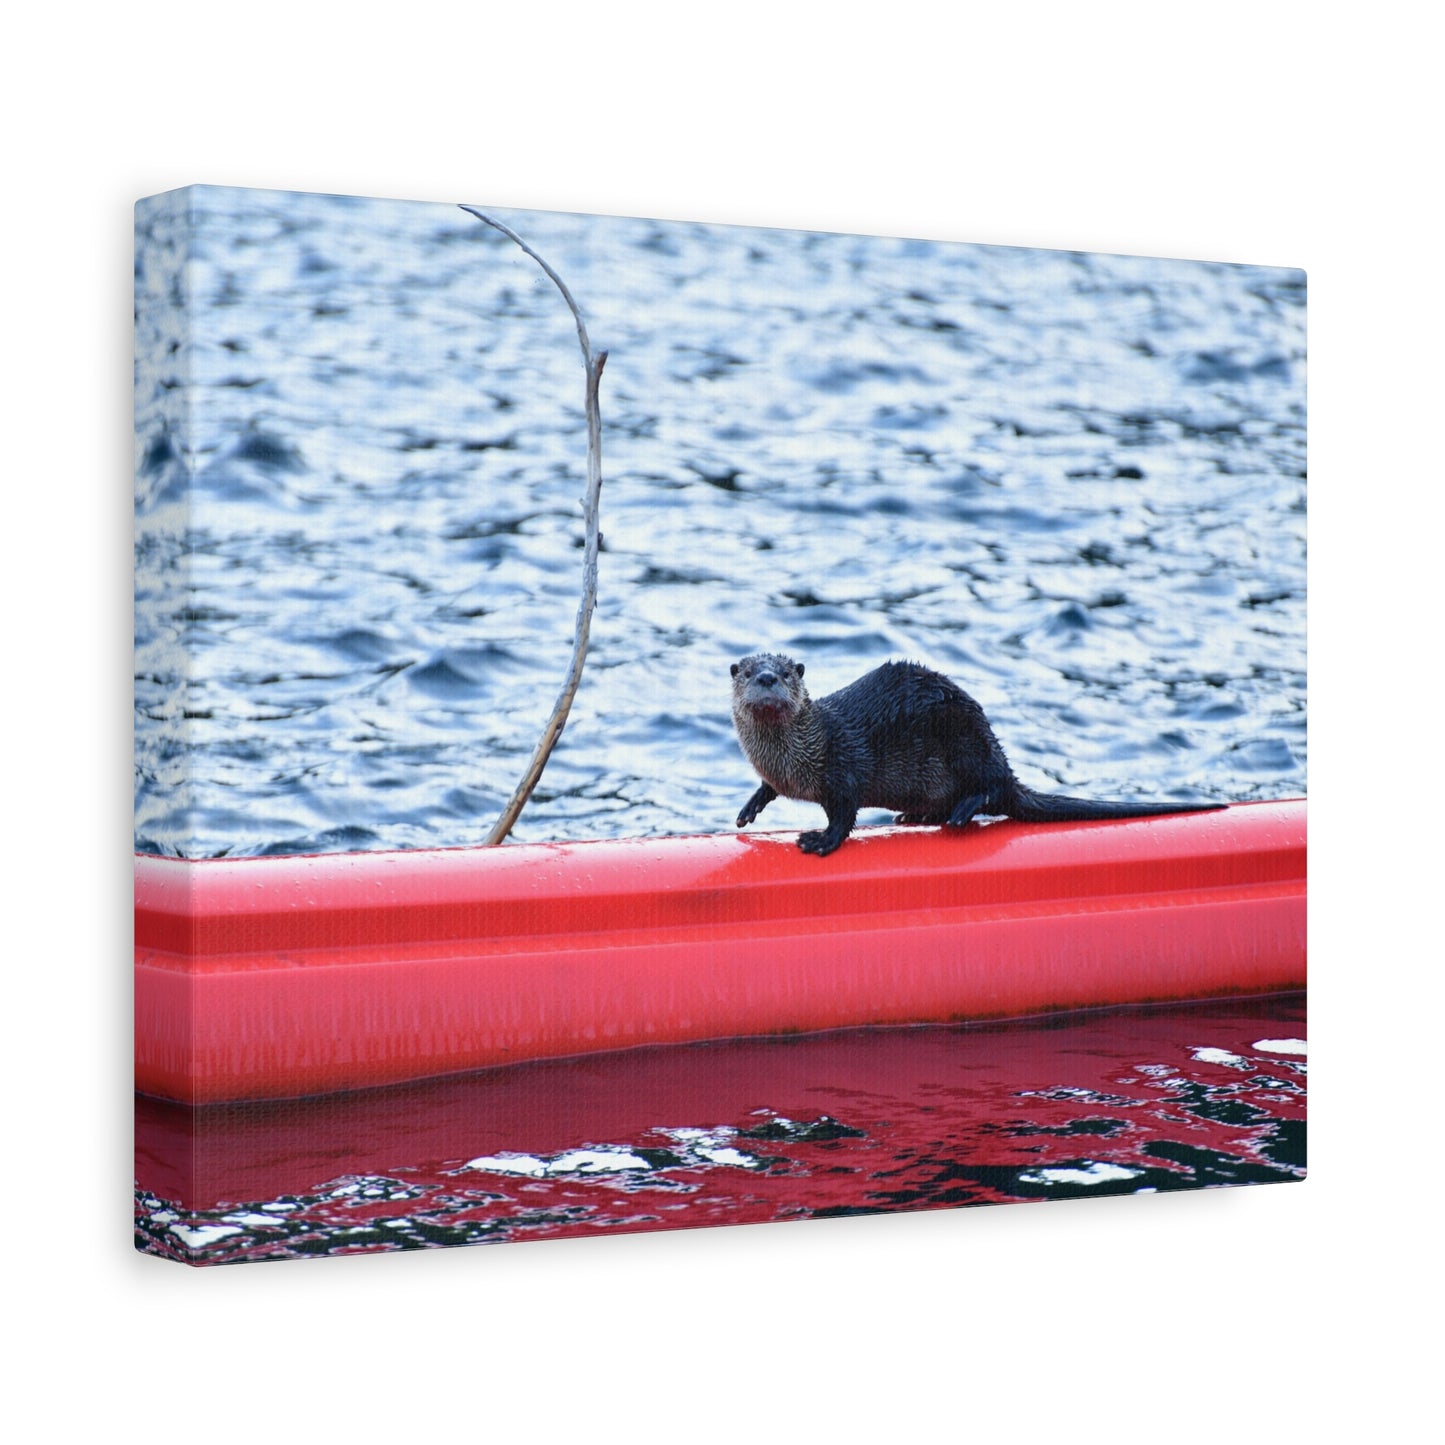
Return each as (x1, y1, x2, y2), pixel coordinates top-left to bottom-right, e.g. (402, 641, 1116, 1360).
(134, 186, 1305, 1265)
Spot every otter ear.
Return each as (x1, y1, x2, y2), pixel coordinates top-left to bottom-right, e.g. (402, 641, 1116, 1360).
(796, 663, 804, 679)
(730, 663, 740, 678)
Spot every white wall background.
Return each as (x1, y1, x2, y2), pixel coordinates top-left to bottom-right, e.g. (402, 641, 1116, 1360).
(5, 4, 1435, 1438)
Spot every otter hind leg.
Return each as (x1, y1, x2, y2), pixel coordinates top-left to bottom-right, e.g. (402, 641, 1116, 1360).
(944, 794, 988, 829)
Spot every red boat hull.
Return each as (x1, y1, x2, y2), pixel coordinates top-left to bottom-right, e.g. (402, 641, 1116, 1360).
(134, 800, 1306, 1104)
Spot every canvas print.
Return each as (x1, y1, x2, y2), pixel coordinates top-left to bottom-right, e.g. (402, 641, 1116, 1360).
(134, 186, 1306, 1265)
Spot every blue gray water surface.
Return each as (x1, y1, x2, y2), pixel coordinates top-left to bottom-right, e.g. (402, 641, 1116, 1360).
(135, 187, 1305, 857)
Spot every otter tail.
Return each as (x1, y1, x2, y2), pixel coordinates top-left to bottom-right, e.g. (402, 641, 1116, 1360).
(1006, 786, 1226, 824)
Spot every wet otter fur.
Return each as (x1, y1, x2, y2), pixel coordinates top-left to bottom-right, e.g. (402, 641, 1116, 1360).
(730, 652, 1224, 856)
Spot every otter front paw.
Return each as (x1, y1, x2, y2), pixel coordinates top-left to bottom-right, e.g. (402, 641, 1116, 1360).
(737, 783, 777, 829)
(798, 827, 846, 856)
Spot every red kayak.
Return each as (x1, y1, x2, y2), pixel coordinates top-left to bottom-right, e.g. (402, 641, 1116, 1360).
(134, 799, 1306, 1105)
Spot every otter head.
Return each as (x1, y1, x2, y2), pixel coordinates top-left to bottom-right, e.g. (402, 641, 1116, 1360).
(730, 652, 809, 728)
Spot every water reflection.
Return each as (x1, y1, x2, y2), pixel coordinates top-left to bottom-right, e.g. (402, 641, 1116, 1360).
(135, 997, 1304, 1265)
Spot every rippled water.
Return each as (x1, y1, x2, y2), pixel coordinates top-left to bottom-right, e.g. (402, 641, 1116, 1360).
(135, 997, 1304, 1264)
(134, 186, 1305, 856)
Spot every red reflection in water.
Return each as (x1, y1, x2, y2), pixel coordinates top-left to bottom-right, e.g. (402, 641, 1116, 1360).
(136, 996, 1304, 1264)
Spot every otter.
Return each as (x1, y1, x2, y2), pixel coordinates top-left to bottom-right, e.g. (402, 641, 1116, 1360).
(730, 652, 1224, 856)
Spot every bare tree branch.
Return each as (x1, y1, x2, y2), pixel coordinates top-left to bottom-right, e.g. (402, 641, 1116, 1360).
(460, 205, 608, 846)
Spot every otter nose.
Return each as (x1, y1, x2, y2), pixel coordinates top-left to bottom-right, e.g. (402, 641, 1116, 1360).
(755, 669, 778, 688)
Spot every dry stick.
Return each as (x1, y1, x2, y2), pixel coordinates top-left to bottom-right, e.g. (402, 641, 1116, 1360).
(459, 205, 609, 845)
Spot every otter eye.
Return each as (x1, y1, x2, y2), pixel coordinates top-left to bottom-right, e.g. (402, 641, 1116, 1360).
(730, 663, 740, 678)
(796, 663, 804, 679)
